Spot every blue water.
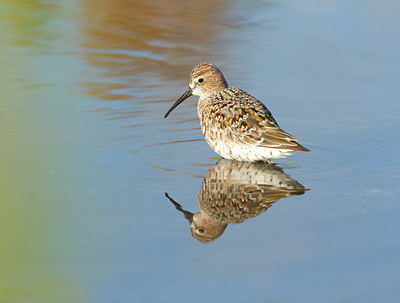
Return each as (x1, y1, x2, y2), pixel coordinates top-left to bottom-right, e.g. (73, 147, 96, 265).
(1, 0, 399, 302)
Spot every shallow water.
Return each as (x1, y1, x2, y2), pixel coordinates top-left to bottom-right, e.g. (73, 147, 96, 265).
(1, 0, 400, 302)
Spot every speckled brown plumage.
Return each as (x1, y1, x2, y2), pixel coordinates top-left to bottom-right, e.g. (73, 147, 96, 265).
(198, 159, 306, 224)
(165, 159, 306, 242)
(165, 63, 310, 162)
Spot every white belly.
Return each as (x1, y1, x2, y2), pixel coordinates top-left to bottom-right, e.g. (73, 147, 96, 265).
(199, 109, 295, 162)
(213, 143, 295, 162)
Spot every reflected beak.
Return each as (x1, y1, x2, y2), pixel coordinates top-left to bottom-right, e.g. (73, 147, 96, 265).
(164, 87, 193, 118)
(164, 192, 194, 223)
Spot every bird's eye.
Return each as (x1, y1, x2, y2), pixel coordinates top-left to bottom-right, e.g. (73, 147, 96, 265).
(198, 228, 205, 233)
(198, 78, 204, 83)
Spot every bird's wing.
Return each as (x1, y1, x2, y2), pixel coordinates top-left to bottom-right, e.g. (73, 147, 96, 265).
(202, 88, 309, 151)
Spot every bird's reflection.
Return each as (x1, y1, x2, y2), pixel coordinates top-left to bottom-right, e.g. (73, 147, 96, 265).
(165, 159, 307, 242)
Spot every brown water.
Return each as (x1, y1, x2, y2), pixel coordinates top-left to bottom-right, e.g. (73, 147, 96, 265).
(1, 0, 400, 302)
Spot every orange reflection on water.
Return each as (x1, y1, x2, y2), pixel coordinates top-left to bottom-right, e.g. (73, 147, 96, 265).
(79, 0, 234, 100)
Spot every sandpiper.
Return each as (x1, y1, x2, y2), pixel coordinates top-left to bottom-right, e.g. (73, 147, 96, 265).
(164, 63, 309, 162)
(165, 159, 306, 242)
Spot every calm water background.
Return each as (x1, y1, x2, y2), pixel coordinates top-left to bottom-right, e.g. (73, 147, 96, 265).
(1, 0, 399, 302)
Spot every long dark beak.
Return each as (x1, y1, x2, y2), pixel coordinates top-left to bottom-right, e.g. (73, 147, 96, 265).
(165, 192, 194, 223)
(164, 87, 193, 118)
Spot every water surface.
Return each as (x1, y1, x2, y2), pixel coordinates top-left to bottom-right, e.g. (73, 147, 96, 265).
(1, 0, 399, 302)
